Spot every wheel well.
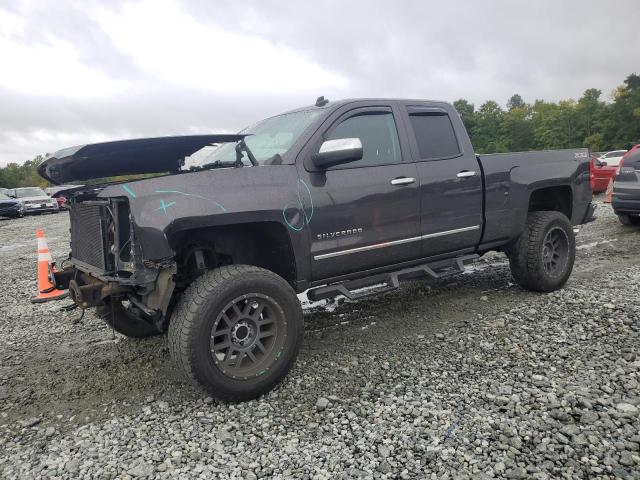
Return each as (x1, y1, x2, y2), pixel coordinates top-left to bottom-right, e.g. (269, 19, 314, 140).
(169, 222, 296, 288)
(528, 186, 572, 219)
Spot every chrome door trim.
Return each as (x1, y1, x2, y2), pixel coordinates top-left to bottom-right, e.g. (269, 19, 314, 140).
(420, 224, 480, 239)
(313, 225, 480, 260)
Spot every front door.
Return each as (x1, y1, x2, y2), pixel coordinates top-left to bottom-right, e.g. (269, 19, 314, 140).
(298, 105, 421, 281)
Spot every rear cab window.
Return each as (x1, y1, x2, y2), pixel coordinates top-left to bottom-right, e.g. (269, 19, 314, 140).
(405, 107, 461, 160)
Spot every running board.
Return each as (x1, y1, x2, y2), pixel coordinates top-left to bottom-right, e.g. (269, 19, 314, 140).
(307, 254, 479, 302)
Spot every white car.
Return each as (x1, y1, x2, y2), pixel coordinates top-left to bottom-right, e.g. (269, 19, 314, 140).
(598, 150, 627, 167)
(8, 187, 59, 214)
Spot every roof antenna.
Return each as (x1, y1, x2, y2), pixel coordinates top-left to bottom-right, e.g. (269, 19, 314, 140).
(315, 96, 329, 107)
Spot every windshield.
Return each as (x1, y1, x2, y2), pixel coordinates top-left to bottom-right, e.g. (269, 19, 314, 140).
(15, 187, 46, 198)
(605, 151, 626, 158)
(188, 109, 324, 168)
(0, 193, 10, 200)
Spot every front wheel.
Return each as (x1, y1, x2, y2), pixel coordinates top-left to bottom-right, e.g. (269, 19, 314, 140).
(168, 265, 303, 402)
(508, 211, 575, 293)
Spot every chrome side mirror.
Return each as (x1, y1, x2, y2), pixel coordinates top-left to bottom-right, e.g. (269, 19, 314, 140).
(312, 138, 363, 169)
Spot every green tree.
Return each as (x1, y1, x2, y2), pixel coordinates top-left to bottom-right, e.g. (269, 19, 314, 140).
(531, 100, 581, 149)
(507, 94, 525, 111)
(501, 104, 535, 151)
(453, 99, 476, 134)
(603, 73, 640, 148)
(471, 101, 506, 153)
(0, 155, 49, 189)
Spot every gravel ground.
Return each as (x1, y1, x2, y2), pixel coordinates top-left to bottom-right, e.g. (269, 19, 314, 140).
(0, 196, 639, 479)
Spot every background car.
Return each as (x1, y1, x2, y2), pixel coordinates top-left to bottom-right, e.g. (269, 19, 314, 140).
(612, 144, 640, 225)
(0, 192, 25, 218)
(590, 154, 618, 193)
(598, 149, 628, 166)
(45, 184, 82, 210)
(9, 187, 59, 214)
(44, 185, 82, 196)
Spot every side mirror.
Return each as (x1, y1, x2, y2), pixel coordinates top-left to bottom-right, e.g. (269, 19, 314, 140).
(312, 138, 363, 169)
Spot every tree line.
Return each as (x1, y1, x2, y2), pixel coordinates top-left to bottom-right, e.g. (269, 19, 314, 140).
(455, 73, 640, 154)
(1, 73, 639, 189)
(0, 155, 48, 190)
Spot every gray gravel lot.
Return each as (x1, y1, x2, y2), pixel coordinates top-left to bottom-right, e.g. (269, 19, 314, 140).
(0, 196, 639, 479)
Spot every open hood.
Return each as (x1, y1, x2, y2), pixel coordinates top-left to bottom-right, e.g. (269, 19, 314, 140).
(38, 134, 247, 184)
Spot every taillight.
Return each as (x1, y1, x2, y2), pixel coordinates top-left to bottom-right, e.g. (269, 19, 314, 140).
(616, 156, 625, 175)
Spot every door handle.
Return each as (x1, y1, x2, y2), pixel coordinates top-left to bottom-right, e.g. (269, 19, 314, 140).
(457, 170, 477, 178)
(390, 177, 416, 186)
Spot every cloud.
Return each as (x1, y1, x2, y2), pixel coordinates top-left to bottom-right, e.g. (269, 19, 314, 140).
(93, 0, 347, 94)
(0, 0, 639, 166)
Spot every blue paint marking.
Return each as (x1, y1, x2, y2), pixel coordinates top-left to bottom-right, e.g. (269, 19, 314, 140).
(154, 189, 227, 212)
(299, 179, 314, 224)
(122, 185, 137, 198)
(283, 179, 314, 232)
(154, 200, 176, 214)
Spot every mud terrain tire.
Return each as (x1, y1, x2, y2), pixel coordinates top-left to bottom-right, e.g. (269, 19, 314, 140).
(508, 211, 575, 293)
(168, 265, 303, 402)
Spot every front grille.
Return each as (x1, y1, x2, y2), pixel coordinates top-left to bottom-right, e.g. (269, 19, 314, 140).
(70, 203, 109, 271)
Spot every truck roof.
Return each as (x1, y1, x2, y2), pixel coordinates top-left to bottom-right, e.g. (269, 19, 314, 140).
(281, 98, 451, 115)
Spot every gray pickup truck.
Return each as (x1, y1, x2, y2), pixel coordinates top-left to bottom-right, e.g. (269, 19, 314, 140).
(40, 97, 594, 401)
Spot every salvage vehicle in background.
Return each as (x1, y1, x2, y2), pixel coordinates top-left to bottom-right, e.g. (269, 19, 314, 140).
(45, 185, 82, 209)
(38, 98, 594, 401)
(597, 149, 627, 167)
(590, 154, 617, 193)
(8, 187, 59, 215)
(0, 192, 25, 218)
(612, 144, 640, 225)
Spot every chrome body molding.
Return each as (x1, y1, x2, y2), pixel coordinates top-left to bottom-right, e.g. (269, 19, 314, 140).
(314, 225, 480, 260)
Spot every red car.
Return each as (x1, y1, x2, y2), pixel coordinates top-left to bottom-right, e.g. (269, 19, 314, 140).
(590, 155, 618, 193)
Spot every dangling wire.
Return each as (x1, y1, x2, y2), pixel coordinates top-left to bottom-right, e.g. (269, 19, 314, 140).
(72, 308, 85, 324)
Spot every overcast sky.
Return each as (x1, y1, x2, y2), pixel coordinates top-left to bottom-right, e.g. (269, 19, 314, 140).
(1, 0, 639, 165)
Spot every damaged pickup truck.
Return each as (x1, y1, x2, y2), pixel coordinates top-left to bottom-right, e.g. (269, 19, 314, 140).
(40, 98, 595, 401)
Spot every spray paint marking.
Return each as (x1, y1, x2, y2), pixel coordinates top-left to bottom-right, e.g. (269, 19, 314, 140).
(283, 179, 314, 232)
(154, 200, 176, 214)
(122, 185, 137, 198)
(154, 189, 227, 212)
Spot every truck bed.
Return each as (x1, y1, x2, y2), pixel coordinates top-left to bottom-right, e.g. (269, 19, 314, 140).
(477, 148, 591, 249)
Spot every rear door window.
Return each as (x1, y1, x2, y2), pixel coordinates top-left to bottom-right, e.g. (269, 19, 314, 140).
(407, 112, 461, 160)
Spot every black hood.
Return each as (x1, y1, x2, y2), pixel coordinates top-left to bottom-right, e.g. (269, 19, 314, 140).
(38, 134, 247, 184)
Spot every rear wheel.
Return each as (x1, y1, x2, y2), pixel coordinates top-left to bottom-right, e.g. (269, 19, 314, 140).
(168, 265, 303, 402)
(96, 299, 161, 338)
(617, 214, 640, 226)
(508, 211, 575, 293)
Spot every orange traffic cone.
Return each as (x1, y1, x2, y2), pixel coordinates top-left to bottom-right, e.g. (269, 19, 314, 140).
(30, 229, 68, 303)
(605, 179, 614, 203)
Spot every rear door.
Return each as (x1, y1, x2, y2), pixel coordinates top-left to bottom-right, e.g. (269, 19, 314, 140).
(298, 103, 421, 281)
(399, 102, 483, 257)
